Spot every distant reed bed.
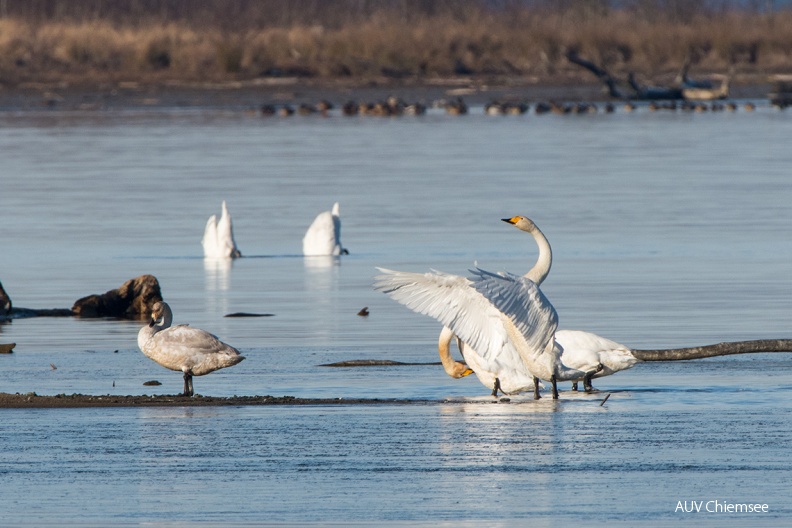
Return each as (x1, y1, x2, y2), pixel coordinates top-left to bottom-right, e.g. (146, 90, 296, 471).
(1, 1, 791, 86)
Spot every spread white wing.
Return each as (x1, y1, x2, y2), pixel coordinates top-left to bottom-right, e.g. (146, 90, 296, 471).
(374, 267, 557, 371)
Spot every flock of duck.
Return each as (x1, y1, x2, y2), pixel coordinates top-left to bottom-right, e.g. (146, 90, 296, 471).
(137, 202, 792, 399)
(255, 96, 761, 119)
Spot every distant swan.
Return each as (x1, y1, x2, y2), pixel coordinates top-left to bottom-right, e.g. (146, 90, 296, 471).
(303, 202, 347, 256)
(202, 201, 241, 259)
(137, 301, 245, 396)
(375, 216, 600, 400)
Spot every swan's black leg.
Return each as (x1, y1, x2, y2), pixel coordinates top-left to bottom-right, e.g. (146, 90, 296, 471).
(533, 376, 541, 400)
(585, 364, 604, 392)
(183, 371, 194, 397)
(551, 375, 559, 400)
(571, 381, 579, 392)
(491, 377, 502, 397)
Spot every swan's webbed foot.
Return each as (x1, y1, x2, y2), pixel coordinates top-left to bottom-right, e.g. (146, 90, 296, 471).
(183, 370, 194, 397)
(571, 381, 579, 392)
(551, 375, 559, 400)
(533, 376, 542, 400)
(491, 377, 502, 398)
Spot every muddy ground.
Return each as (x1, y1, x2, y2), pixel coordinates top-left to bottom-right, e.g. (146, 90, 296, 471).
(0, 391, 477, 408)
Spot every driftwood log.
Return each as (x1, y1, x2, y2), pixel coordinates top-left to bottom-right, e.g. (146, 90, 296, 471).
(632, 339, 792, 361)
(72, 274, 162, 318)
(566, 50, 728, 101)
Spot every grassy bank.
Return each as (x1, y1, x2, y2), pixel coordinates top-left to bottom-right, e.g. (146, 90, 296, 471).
(1, 1, 791, 89)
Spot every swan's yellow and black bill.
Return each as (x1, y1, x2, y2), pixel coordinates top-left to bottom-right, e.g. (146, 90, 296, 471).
(502, 217, 520, 225)
(462, 368, 474, 377)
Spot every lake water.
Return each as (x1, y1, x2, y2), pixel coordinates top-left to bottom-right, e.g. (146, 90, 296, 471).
(1, 100, 791, 526)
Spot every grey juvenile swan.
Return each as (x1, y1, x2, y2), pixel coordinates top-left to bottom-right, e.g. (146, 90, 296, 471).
(137, 301, 245, 396)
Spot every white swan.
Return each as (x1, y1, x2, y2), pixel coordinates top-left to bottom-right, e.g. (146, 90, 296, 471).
(440, 217, 623, 395)
(202, 200, 241, 259)
(137, 301, 245, 396)
(429, 216, 556, 397)
(554, 330, 637, 391)
(375, 217, 599, 399)
(302, 202, 347, 256)
(441, 216, 553, 396)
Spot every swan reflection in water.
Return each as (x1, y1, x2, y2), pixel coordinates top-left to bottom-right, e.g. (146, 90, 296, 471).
(204, 256, 233, 291)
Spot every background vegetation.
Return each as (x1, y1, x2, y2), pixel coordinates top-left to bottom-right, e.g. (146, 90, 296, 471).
(1, 0, 790, 87)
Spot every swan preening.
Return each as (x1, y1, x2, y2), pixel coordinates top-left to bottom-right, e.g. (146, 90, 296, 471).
(202, 200, 241, 259)
(137, 301, 245, 396)
(303, 202, 348, 256)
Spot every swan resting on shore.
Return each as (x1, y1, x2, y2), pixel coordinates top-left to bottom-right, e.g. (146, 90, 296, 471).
(202, 200, 241, 259)
(137, 301, 245, 396)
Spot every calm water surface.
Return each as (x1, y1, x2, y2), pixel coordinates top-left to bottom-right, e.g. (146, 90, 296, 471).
(1, 102, 791, 525)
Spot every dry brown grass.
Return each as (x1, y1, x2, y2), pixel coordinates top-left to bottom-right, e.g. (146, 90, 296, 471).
(1, 4, 792, 87)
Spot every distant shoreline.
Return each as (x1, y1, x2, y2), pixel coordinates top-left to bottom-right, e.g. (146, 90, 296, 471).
(0, 78, 775, 112)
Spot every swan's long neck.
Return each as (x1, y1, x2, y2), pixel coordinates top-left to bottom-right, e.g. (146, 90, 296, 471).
(524, 225, 552, 286)
(631, 339, 792, 361)
(438, 326, 472, 379)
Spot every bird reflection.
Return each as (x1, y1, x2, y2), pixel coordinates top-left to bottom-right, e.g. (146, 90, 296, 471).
(303, 256, 340, 292)
(204, 257, 233, 291)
